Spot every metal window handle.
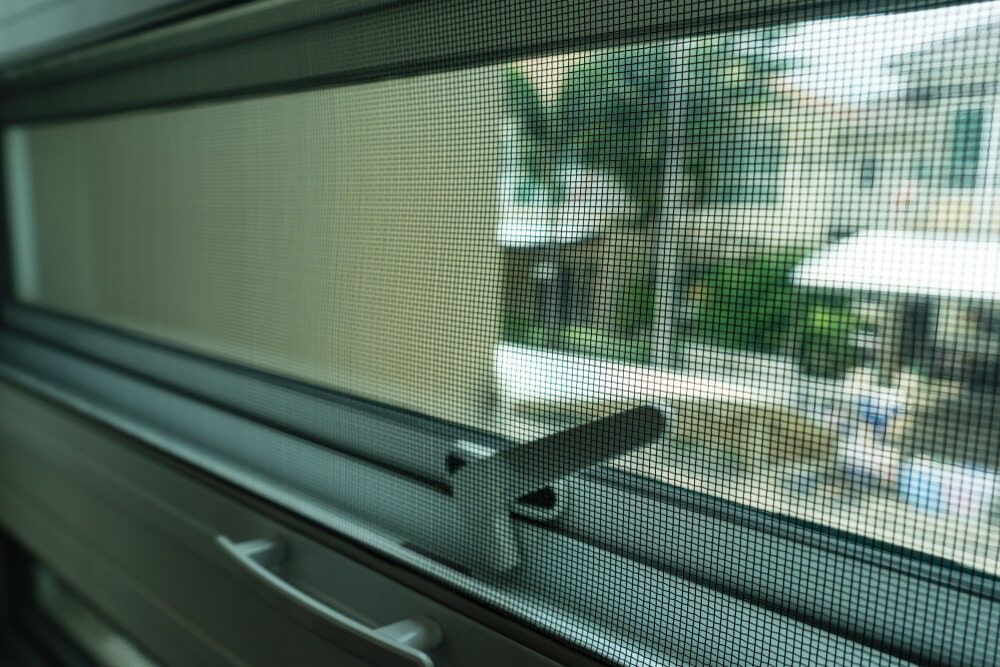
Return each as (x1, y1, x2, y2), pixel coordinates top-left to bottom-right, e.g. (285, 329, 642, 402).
(216, 536, 441, 667)
(449, 404, 669, 573)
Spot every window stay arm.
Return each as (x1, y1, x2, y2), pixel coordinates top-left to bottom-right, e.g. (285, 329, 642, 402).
(448, 404, 669, 574)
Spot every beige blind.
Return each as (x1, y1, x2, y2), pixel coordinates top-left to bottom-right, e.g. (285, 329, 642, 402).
(9, 67, 503, 429)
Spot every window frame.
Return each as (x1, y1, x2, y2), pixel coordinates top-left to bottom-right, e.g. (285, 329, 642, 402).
(1, 303, 996, 665)
(947, 106, 988, 189)
(1, 0, 998, 664)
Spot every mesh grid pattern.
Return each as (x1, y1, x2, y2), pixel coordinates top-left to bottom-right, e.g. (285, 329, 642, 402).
(8, 1, 1000, 664)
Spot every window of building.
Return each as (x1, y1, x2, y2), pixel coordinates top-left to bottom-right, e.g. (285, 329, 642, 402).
(861, 156, 878, 187)
(948, 107, 986, 188)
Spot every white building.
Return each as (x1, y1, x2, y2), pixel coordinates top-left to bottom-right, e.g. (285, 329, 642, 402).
(834, 21, 1000, 236)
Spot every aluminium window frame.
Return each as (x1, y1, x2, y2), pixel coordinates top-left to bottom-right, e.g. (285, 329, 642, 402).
(0, 323, 917, 666)
(0, 0, 997, 664)
(4, 302, 1000, 665)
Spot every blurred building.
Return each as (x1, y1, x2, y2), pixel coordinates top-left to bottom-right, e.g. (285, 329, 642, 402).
(834, 20, 1000, 236)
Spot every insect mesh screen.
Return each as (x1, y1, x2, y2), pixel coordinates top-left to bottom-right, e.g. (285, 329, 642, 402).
(6, 0, 1000, 662)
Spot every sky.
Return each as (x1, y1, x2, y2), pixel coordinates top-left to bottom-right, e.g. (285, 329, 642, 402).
(778, 1, 1000, 104)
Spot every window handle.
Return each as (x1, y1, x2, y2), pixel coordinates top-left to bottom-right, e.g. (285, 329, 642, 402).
(449, 404, 669, 573)
(216, 536, 441, 667)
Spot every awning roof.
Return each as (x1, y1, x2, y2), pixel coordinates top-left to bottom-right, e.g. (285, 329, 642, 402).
(497, 167, 636, 248)
(793, 231, 1000, 300)
(497, 219, 602, 248)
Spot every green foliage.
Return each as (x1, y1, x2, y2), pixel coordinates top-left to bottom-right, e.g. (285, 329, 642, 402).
(502, 32, 790, 223)
(563, 324, 653, 365)
(503, 67, 562, 196)
(500, 314, 652, 365)
(503, 68, 550, 147)
(682, 31, 789, 205)
(501, 315, 547, 347)
(500, 245, 862, 377)
(556, 46, 673, 224)
(687, 248, 861, 378)
(793, 303, 861, 379)
(615, 277, 656, 337)
(691, 249, 808, 352)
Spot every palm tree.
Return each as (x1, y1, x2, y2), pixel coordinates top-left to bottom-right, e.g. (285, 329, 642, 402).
(502, 31, 789, 363)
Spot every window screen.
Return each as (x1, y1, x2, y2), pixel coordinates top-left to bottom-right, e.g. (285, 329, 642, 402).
(5, 0, 1000, 661)
(5, 69, 504, 429)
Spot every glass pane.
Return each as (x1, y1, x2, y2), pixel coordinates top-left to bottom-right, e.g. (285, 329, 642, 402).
(9, 1, 1000, 579)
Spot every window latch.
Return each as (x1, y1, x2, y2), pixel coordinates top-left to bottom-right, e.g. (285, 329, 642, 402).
(448, 404, 669, 574)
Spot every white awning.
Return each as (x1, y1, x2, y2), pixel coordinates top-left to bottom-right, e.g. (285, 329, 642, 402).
(496, 218, 601, 248)
(496, 167, 636, 248)
(793, 231, 1000, 300)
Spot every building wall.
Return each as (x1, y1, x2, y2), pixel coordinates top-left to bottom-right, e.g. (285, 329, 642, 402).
(834, 93, 1000, 235)
(677, 111, 846, 260)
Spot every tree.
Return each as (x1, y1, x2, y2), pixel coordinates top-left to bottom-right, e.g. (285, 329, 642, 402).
(682, 29, 788, 206)
(510, 30, 788, 219)
(503, 68, 560, 196)
(555, 44, 674, 227)
(502, 31, 790, 357)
